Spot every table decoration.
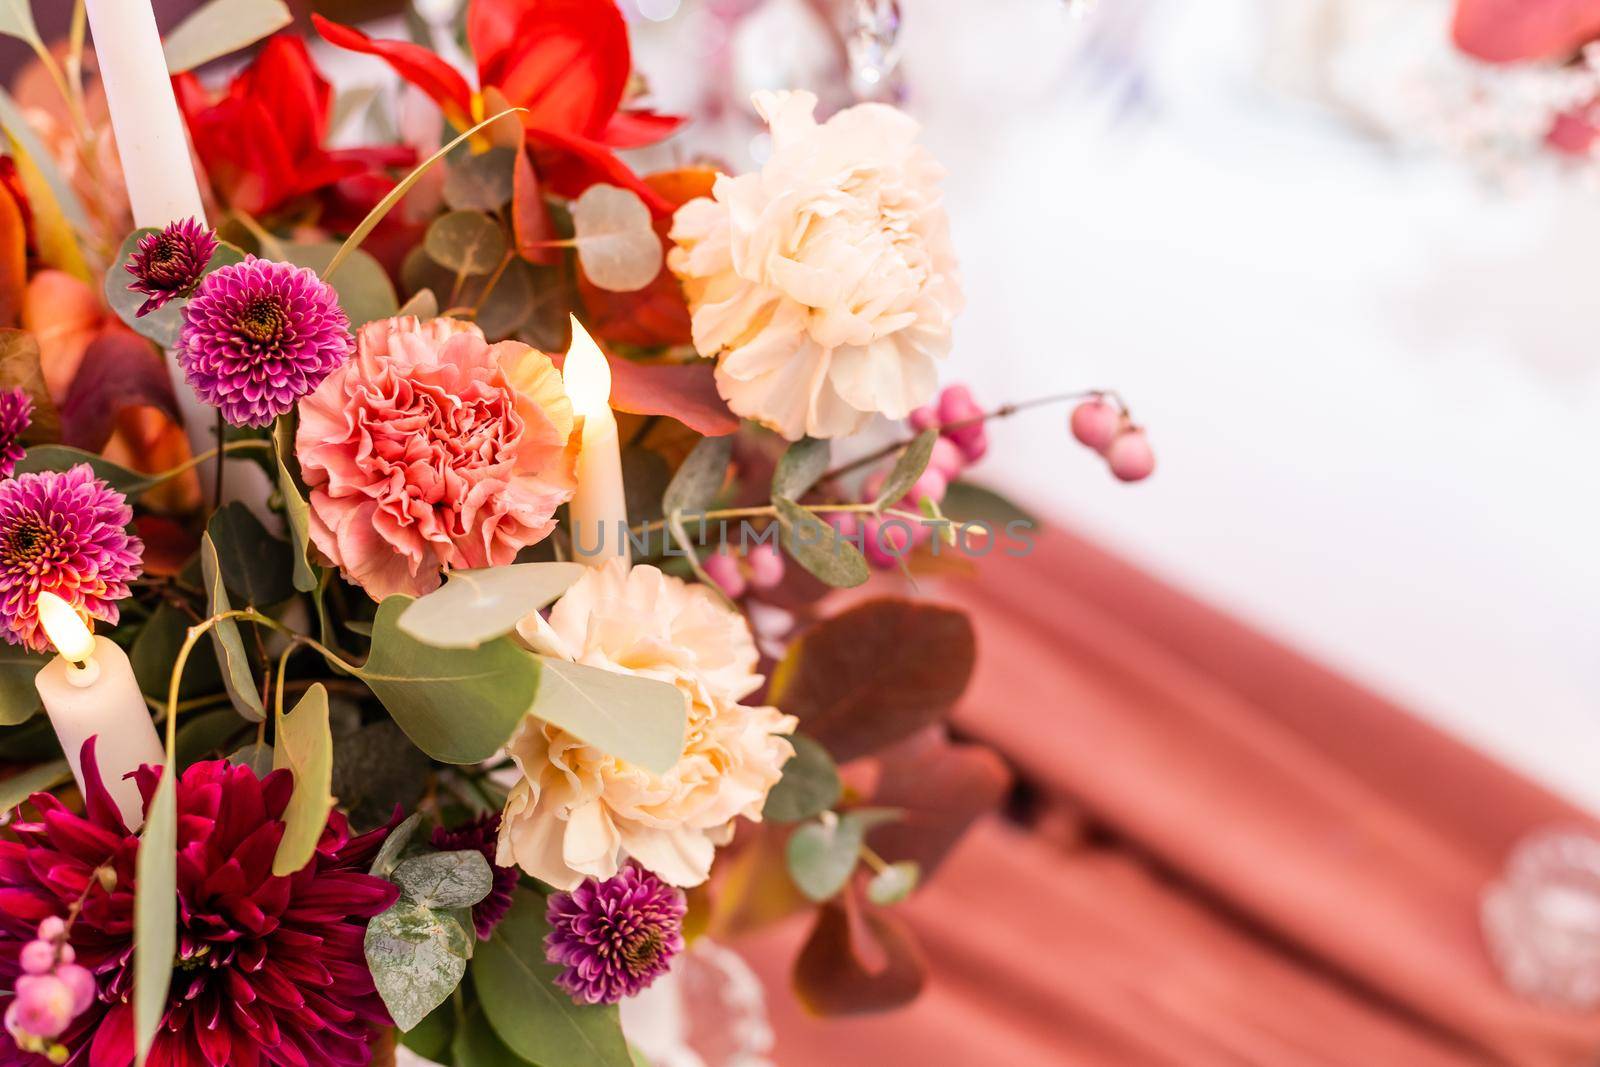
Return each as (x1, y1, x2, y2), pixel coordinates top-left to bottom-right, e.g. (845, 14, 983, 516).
(0, 1, 1155, 1064)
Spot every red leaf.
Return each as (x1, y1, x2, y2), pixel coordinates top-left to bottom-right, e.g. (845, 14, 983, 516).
(488, 0, 631, 138)
(511, 143, 560, 265)
(527, 127, 675, 215)
(1451, 0, 1600, 61)
(862, 729, 1012, 878)
(311, 14, 474, 123)
(552, 347, 738, 436)
(59, 331, 179, 452)
(792, 890, 927, 1016)
(769, 599, 977, 763)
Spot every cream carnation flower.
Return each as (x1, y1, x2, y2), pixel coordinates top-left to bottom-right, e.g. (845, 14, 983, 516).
(668, 90, 963, 440)
(499, 561, 797, 890)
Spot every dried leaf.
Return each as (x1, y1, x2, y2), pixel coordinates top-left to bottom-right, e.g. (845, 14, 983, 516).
(792, 891, 927, 1016)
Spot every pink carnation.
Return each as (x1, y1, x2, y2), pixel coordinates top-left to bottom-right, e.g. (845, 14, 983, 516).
(295, 316, 578, 600)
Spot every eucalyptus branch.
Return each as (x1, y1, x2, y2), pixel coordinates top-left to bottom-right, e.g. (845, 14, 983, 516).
(141, 439, 274, 492)
(629, 501, 881, 539)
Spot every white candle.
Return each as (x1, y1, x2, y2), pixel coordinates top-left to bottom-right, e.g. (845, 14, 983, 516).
(32, 593, 165, 830)
(563, 318, 630, 566)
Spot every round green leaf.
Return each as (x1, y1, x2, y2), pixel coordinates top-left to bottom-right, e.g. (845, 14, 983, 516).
(763, 735, 842, 823)
(426, 211, 508, 276)
(444, 147, 518, 212)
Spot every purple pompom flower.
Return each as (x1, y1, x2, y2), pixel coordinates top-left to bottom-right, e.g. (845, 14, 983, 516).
(431, 813, 518, 939)
(0, 387, 31, 477)
(176, 256, 351, 427)
(124, 216, 218, 316)
(0, 465, 142, 652)
(545, 866, 686, 1005)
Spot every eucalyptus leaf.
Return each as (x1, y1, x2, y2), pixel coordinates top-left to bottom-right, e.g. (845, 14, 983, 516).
(132, 603, 222, 702)
(473, 889, 632, 1067)
(324, 109, 524, 283)
(15, 445, 155, 496)
(453, 1005, 534, 1067)
(0, 0, 39, 47)
(773, 497, 869, 589)
(229, 742, 275, 777)
(762, 735, 841, 823)
(200, 533, 265, 722)
(396, 288, 439, 320)
(532, 659, 686, 775)
(104, 228, 245, 348)
(272, 418, 318, 593)
(874, 430, 938, 508)
(271, 685, 334, 876)
(403, 1000, 458, 1062)
(365, 898, 474, 1032)
(133, 770, 177, 1066)
(357, 597, 541, 764)
(786, 814, 867, 902)
(570, 184, 663, 292)
(0, 644, 47, 725)
(283, 243, 398, 328)
(425, 210, 507, 276)
(163, 0, 292, 74)
(772, 437, 830, 501)
(398, 562, 586, 649)
(208, 502, 294, 607)
(0, 759, 69, 813)
(662, 435, 732, 518)
(866, 860, 921, 906)
(391, 849, 493, 910)
(370, 812, 424, 880)
(175, 708, 251, 766)
(444, 147, 518, 212)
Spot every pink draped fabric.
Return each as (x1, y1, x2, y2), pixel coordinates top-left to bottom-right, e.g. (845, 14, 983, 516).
(739, 524, 1600, 1066)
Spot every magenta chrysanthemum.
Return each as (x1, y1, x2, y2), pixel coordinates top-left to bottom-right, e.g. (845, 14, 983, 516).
(0, 465, 141, 653)
(544, 866, 686, 1005)
(0, 741, 400, 1067)
(430, 814, 517, 940)
(0, 388, 30, 478)
(177, 256, 351, 427)
(124, 216, 218, 316)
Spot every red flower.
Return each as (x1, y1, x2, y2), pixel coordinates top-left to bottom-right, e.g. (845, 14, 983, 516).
(1452, 0, 1600, 62)
(0, 741, 399, 1067)
(312, 0, 682, 214)
(175, 35, 414, 227)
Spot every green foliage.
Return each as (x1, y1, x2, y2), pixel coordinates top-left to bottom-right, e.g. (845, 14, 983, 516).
(873, 429, 937, 508)
(163, 0, 291, 73)
(867, 861, 921, 906)
(199, 533, 265, 721)
(356, 597, 541, 764)
(271, 418, 319, 593)
(426, 211, 508, 276)
(365, 846, 491, 1031)
(0, 759, 68, 812)
(531, 658, 687, 775)
(662, 435, 732, 518)
(773, 497, 869, 589)
(0, 644, 46, 725)
(785, 809, 899, 902)
(762, 735, 841, 823)
(771, 437, 830, 500)
(398, 562, 586, 650)
(207, 502, 295, 607)
(284, 243, 398, 328)
(271, 685, 335, 876)
(133, 771, 177, 1066)
(15, 445, 155, 496)
(444, 147, 518, 212)
(473, 889, 633, 1067)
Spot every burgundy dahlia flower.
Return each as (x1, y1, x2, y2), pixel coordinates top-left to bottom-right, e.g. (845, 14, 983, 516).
(0, 388, 30, 478)
(430, 814, 517, 940)
(0, 741, 400, 1067)
(124, 217, 219, 316)
(545, 866, 686, 1005)
(176, 257, 351, 427)
(0, 465, 142, 653)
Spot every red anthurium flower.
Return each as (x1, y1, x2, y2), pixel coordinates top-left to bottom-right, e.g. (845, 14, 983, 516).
(1452, 0, 1600, 62)
(175, 35, 415, 226)
(312, 0, 683, 214)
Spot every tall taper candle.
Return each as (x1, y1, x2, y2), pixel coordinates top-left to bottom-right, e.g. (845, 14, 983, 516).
(564, 317, 630, 566)
(32, 593, 164, 830)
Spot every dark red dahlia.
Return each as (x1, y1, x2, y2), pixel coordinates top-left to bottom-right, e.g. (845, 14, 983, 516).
(429, 814, 517, 940)
(124, 218, 218, 317)
(0, 741, 399, 1067)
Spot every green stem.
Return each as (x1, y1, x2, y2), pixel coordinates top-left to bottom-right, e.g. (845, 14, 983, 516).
(141, 439, 273, 493)
(629, 501, 880, 539)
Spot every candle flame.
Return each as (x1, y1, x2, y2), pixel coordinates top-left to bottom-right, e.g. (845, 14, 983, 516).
(36, 592, 95, 664)
(563, 316, 613, 421)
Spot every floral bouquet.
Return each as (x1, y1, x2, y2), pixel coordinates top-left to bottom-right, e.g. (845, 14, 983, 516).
(0, 1, 1152, 1064)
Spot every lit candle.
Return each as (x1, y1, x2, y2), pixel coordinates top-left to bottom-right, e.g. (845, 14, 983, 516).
(563, 317, 630, 566)
(32, 593, 165, 830)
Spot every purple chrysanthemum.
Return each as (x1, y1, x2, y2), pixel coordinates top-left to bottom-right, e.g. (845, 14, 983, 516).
(431, 814, 517, 939)
(0, 388, 30, 478)
(176, 256, 351, 427)
(0, 465, 142, 653)
(545, 866, 686, 1005)
(124, 216, 219, 316)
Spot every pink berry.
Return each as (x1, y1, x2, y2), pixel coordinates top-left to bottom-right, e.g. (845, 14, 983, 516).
(936, 384, 983, 426)
(9, 975, 75, 1039)
(908, 405, 939, 433)
(35, 918, 64, 943)
(927, 436, 965, 481)
(55, 963, 96, 1016)
(701, 550, 747, 600)
(18, 940, 55, 976)
(1104, 428, 1155, 482)
(1070, 399, 1120, 451)
(909, 467, 948, 506)
(747, 542, 785, 589)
